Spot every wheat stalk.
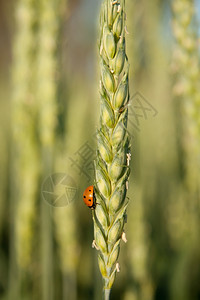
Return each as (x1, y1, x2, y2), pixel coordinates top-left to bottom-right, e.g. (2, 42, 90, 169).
(93, 0, 130, 297)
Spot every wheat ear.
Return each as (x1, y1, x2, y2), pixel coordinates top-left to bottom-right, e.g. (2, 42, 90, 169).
(13, 0, 40, 269)
(93, 0, 130, 297)
(172, 0, 200, 193)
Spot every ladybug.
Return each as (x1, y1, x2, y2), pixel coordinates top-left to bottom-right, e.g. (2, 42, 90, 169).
(83, 185, 96, 209)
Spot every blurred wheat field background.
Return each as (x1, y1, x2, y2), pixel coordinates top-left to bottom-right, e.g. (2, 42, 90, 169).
(0, 0, 200, 299)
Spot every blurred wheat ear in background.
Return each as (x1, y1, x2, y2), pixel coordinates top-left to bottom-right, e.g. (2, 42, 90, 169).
(11, 0, 65, 298)
(170, 1, 200, 299)
(10, 0, 40, 297)
(36, 0, 61, 297)
(172, 0, 200, 195)
(93, 0, 131, 298)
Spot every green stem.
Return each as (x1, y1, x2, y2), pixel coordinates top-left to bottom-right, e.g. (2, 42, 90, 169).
(41, 150, 54, 300)
(104, 288, 111, 300)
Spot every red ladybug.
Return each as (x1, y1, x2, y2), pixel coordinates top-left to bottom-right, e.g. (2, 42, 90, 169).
(83, 185, 96, 209)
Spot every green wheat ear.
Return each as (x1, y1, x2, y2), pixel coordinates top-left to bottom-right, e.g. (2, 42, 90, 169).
(172, 0, 200, 193)
(93, 0, 131, 298)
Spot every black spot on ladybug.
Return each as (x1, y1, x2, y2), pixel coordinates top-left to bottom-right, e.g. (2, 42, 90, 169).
(89, 199, 91, 202)
(84, 195, 86, 198)
(89, 190, 91, 192)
